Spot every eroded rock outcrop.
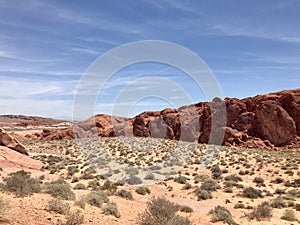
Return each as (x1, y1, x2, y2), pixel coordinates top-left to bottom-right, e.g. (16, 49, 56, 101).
(0, 128, 28, 155)
(39, 89, 300, 150)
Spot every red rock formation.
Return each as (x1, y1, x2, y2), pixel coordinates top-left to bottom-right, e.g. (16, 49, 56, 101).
(0, 128, 28, 155)
(39, 89, 300, 150)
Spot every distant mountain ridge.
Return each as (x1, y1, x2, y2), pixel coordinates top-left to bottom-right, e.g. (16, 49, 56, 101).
(0, 115, 66, 127)
(34, 89, 300, 150)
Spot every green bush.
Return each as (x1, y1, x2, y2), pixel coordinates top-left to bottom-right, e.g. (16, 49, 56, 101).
(65, 210, 84, 225)
(2, 170, 41, 197)
(246, 201, 272, 221)
(242, 187, 263, 199)
(139, 197, 191, 225)
(86, 190, 109, 208)
(209, 206, 237, 225)
(45, 182, 75, 200)
(281, 209, 297, 221)
(47, 198, 70, 215)
(136, 187, 151, 195)
(103, 202, 121, 218)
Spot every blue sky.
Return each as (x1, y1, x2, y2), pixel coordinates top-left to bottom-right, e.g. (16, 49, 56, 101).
(0, 0, 299, 119)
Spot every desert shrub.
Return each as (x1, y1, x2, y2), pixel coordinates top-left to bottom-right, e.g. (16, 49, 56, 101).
(273, 177, 284, 184)
(2, 170, 41, 197)
(86, 190, 109, 207)
(47, 198, 70, 215)
(295, 203, 300, 211)
(103, 202, 121, 218)
(45, 182, 75, 200)
(209, 206, 237, 225)
(246, 201, 272, 221)
(195, 189, 212, 201)
(274, 189, 285, 195)
(126, 176, 142, 185)
(101, 180, 118, 194)
(225, 175, 242, 182)
(136, 187, 151, 195)
(144, 173, 155, 180)
(234, 203, 245, 209)
(253, 177, 264, 185)
(194, 174, 210, 183)
(139, 197, 191, 225)
(71, 177, 79, 183)
(201, 179, 220, 191)
(242, 187, 263, 199)
(281, 209, 296, 221)
(293, 178, 300, 187)
(211, 165, 222, 179)
(224, 187, 233, 193)
(116, 190, 133, 200)
(171, 215, 191, 225)
(74, 198, 86, 209)
(174, 176, 188, 184)
(87, 179, 101, 190)
(271, 197, 287, 209)
(74, 183, 87, 190)
(67, 166, 79, 176)
(65, 210, 84, 225)
(0, 195, 11, 222)
(178, 205, 194, 213)
(183, 183, 192, 190)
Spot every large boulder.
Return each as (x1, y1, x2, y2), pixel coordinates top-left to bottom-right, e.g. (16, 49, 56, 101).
(0, 128, 28, 155)
(255, 100, 296, 146)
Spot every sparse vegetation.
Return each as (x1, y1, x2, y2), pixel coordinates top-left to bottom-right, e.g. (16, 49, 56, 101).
(65, 210, 84, 225)
(209, 206, 237, 225)
(281, 209, 297, 221)
(103, 202, 121, 218)
(2, 170, 41, 197)
(136, 186, 151, 195)
(139, 197, 191, 225)
(47, 198, 70, 215)
(86, 190, 109, 207)
(45, 181, 75, 200)
(116, 189, 133, 200)
(246, 201, 272, 221)
(242, 187, 263, 199)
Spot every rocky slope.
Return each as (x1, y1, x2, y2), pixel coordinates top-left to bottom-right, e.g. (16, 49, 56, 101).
(39, 89, 300, 150)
